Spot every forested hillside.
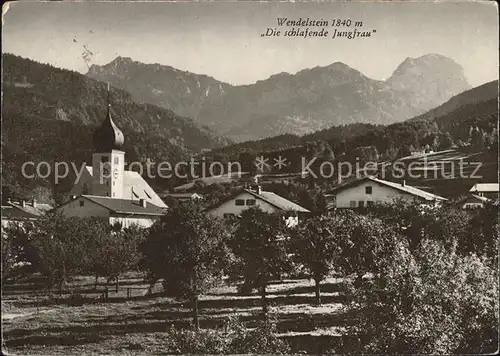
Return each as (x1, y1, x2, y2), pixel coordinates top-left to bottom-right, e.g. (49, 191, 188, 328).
(2, 54, 229, 202)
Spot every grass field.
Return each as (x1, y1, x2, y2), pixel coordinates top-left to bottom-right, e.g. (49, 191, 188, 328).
(2, 273, 351, 355)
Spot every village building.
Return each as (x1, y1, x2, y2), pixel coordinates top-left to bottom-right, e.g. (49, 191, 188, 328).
(205, 185, 310, 226)
(54, 89, 166, 228)
(468, 183, 499, 200)
(1, 199, 52, 228)
(326, 176, 448, 208)
(160, 192, 204, 203)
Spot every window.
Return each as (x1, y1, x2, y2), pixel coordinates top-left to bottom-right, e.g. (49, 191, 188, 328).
(82, 183, 89, 195)
(365, 186, 372, 194)
(367, 201, 374, 207)
(223, 213, 235, 219)
(235, 199, 245, 206)
(350, 201, 356, 208)
(79, 200, 84, 207)
(101, 156, 109, 163)
(358, 201, 365, 208)
(114, 157, 119, 164)
(246, 199, 256, 206)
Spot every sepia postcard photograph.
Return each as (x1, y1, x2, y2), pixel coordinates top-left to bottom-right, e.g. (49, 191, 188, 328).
(1, 0, 499, 354)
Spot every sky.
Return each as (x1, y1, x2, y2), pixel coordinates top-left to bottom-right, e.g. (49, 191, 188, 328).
(3, 1, 499, 87)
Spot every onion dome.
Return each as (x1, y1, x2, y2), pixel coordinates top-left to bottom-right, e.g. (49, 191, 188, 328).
(93, 85, 125, 151)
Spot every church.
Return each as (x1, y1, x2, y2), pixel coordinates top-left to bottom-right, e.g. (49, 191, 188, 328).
(54, 88, 167, 228)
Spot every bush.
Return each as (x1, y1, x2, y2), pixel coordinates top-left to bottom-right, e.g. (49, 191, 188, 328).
(161, 313, 290, 354)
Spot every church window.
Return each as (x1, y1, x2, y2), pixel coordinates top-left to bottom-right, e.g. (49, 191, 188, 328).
(114, 157, 119, 164)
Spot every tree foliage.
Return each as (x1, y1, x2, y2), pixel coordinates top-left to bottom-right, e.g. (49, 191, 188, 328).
(140, 203, 230, 328)
(229, 207, 291, 314)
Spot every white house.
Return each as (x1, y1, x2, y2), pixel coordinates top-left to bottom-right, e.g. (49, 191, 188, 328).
(326, 176, 447, 208)
(468, 183, 499, 200)
(54, 195, 165, 228)
(205, 186, 310, 226)
(54, 92, 166, 228)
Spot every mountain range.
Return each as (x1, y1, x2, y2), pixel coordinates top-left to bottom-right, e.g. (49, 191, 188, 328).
(87, 53, 471, 141)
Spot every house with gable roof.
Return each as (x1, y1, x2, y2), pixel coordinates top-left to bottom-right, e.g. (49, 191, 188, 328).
(205, 185, 310, 226)
(326, 176, 447, 209)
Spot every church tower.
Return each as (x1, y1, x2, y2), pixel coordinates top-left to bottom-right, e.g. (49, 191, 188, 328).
(91, 84, 125, 198)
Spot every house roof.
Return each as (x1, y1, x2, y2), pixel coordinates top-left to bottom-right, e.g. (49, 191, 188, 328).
(205, 188, 310, 213)
(83, 195, 166, 216)
(162, 193, 203, 199)
(469, 183, 499, 193)
(328, 176, 448, 202)
(55, 195, 166, 216)
(459, 194, 491, 205)
(85, 166, 167, 208)
(1, 200, 52, 219)
(245, 189, 310, 212)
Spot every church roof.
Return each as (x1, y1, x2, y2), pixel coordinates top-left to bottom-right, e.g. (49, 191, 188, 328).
(85, 167, 167, 208)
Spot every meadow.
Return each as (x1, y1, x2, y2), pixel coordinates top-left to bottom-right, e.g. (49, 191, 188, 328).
(2, 273, 351, 355)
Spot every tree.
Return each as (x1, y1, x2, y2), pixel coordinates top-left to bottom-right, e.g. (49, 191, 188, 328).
(87, 222, 146, 289)
(332, 210, 400, 283)
(140, 203, 230, 329)
(344, 238, 499, 354)
(290, 215, 339, 305)
(438, 132, 453, 151)
(229, 207, 291, 316)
